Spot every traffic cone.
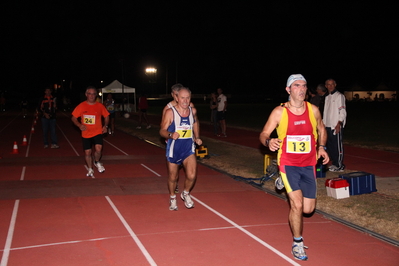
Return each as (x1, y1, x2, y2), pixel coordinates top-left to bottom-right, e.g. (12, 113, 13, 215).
(11, 141, 19, 154)
(21, 135, 28, 146)
(31, 126, 35, 133)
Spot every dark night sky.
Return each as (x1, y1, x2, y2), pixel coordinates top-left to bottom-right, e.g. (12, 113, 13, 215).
(2, 2, 397, 97)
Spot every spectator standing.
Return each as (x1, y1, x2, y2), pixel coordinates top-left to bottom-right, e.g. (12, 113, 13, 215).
(323, 78, 347, 172)
(71, 86, 109, 177)
(210, 92, 218, 135)
(136, 94, 151, 129)
(104, 93, 116, 135)
(40, 88, 59, 148)
(21, 97, 28, 118)
(310, 84, 327, 117)
(216, 88, 227, 137)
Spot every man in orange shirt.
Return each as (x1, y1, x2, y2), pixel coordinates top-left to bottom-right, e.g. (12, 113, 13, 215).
(72, 86, 110, 177)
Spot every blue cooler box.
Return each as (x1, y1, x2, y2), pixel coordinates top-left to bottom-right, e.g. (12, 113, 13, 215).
(339, 171, 377, 195)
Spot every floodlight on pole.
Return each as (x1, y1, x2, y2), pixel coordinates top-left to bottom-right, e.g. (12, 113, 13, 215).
(145, 68, 157, 74)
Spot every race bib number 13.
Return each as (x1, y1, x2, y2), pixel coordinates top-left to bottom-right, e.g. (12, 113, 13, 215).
(83, 115, 96, 125)
(286, 135, 311, 154)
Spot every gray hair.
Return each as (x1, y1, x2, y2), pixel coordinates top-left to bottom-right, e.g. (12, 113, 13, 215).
(178, 87, 191, 95)
(316, 84, 327, 92)
(85, 86, 98, 94)
(171, 83, 184, 92)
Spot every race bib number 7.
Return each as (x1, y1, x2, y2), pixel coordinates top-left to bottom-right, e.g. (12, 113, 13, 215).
(176, 125, 192, 139)
(83, 115, 96, 125)
(286, 135, 311, 154)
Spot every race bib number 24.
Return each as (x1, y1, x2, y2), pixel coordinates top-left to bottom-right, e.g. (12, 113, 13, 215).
(83, 115, 96, 125)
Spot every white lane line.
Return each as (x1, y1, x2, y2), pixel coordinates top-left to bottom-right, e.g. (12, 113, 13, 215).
(20, 166, 26, 181)
(104, 139, 129, 155)
(130, 221, 332, 237)
(0, 116, 16, 133)
(191, 196, 301, 266)
(0, 200, 20, 266)
(2, 235, 129, 251)
(141, 164, 161, 177)
(105, 196, 157, 266)
(25, 133, 33, 157)
(57, 124, 80, 156)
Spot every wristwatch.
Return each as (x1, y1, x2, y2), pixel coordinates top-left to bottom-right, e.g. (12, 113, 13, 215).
(319, 145, 327, 150)
(266, 139, 271, 147)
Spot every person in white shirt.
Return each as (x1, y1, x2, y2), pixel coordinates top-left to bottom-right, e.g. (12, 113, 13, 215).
(216, 88, 227, 137)
(323, 79, 347, 172)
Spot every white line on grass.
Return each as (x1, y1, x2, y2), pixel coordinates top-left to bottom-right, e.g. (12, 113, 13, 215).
(191, 195, 301, 266)
(0, 200, 20, 266)
(105, 196, 157, 266)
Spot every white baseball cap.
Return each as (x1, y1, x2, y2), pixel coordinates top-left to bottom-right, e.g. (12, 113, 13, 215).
(287, 74, 306, 87)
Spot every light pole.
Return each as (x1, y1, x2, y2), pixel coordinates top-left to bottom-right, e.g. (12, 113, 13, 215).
(145, 67, 157, 76)
(120, 59, 125, 113)
(145, 67, 157, 96)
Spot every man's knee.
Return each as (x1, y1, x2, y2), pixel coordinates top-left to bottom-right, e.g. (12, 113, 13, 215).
(303, 199, 316, 214)
(288, 192, 304, 212)
(168, 173, 179, 181)
(94, 145, 103, 153)
(291, 200, 303, 213)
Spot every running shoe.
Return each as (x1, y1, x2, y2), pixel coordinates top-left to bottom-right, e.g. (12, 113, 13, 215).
(180, 192, 195, 209)
(86, 168, 94, 177)
(44, 145, 48, 148)
(94, 161, 105, 173)
(329, 165, 344, 172)
(136, 126, 141, 129)
(51, 144, 60, 149)
(169, 197, 178, 211)
(146, 125, 151, 129)
(292, 241, 308, 261)
(275, 176, 284, 190)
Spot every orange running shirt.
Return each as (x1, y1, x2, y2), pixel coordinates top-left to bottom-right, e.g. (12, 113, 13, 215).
(72, 101, 109, 138)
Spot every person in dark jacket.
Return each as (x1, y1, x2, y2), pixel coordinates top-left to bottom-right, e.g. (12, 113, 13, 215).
(40, 87, 59, 148)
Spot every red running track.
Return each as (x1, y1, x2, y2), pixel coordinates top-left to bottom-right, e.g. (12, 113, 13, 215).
(144, 112, 399, 178)
(0, 111, 398, 266)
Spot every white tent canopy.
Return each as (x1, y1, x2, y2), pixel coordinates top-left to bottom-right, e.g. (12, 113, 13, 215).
(100, 80, 136, 112)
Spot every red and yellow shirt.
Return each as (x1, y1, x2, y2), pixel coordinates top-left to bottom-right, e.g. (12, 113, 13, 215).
(277, 102, 318, 167)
